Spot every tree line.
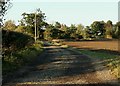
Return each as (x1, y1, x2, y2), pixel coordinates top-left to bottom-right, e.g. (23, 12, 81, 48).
(3, 9, 120, 41)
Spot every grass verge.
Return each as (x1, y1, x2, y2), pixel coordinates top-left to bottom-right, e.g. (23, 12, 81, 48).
(78, 49, 120, 79)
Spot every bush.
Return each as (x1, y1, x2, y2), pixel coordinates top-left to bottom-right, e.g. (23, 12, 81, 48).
(2, 30, 34, 55)
(2, 30, 43, 75)
(3, 41, 43, 75)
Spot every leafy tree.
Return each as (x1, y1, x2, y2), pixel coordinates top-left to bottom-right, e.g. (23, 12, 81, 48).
(60, 24, 70, 39)
(69, 24, 77, 39)
(54, 22, 61, 29)
(112, 21, 120, 39)
(50, 28, 62, 39)
(39, 29, 45, 39)
(44, 24, 54, 41)
(76, 24, 84, 35)
(91, 21, 105, 38)
(15, 25, 25, 33)
(19, 9, 46, 37)
(83, 26, 93, 39)
(116, 21, 120, 39)
(65, 24, 83, 40)
(44, 24, 64, 40)
(4, 20, 16, 30)
(75, 24, 84, 39)
(105, 20, 113, 38)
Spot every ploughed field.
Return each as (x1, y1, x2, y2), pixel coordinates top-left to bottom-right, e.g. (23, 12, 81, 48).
(63, 40, 119, 52)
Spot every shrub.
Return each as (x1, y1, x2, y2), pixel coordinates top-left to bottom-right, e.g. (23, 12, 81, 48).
(2, 30, 34, 54)
(3, 41, 43, 75)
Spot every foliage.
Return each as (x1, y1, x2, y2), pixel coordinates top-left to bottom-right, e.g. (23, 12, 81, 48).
(75, 24, 84, 40)
(116, 21, 120, 39)
(60, 24, 84, 40)
(51, 28, 64, 39)
(44, 23, 83, 40)
(2, 23, 43, 76)
(43, 20, 120, 40)
(61, 24, 71, 39)
(19, 9, 46, 37)
(76, 24, 84, 36)
(44, 24, 65, 40)
(15, 25, 26, 33)
(2, 30, 34, 55)
(54, 22, 61, 28)
(105, 20, 113, 38)
(91, 21, 105, 38)
(83, 26, 93, 39)
(111, 25, 119, 38)
(69, 24, 77, 39)
(44, 24, 54, 41)
(113, 21, 120, 39)
(4, 20, 16, 30)
(0, 0, 12, 26)
(3, 40, 43, 75)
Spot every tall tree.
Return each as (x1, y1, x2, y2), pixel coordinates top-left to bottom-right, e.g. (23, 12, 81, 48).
(83, 26, 93, 39)
(116, 21, 120, 39)
(91, 21, 105, 38)
(112, 21, 120, 39)
(69, 24, 77, 39)
(59, 24, 69, 39)
(44, 23, 64, 40)
(76, 24, 84, 38)
(105, 20, 113, 38)
(19, 9, 46, 37)
(44, 24, 54, 41)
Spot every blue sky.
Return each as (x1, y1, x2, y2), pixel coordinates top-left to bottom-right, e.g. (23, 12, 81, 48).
(4, 0, 119, 26)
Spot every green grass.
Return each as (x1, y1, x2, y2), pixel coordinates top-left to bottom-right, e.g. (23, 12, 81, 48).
(78, 49, 119, 59)
(78, 49, 120, 79)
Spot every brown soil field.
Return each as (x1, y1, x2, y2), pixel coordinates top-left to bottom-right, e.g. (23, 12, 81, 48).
(62, 40, 120, 52)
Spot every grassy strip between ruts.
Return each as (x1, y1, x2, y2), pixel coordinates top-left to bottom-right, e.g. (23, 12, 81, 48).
(77, 48, 120, 79)
(3, 40, 44, 76)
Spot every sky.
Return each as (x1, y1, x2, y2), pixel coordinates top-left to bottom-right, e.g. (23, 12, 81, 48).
(4, 0, 119, 26)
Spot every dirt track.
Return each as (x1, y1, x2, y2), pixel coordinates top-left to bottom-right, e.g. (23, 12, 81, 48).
(3, 45, 119, 86)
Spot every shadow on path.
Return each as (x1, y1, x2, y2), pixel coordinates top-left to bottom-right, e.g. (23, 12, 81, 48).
(3, 46, 119, 85)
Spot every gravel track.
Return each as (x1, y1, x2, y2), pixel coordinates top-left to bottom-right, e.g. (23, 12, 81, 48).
(3, 45, 119, 86)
